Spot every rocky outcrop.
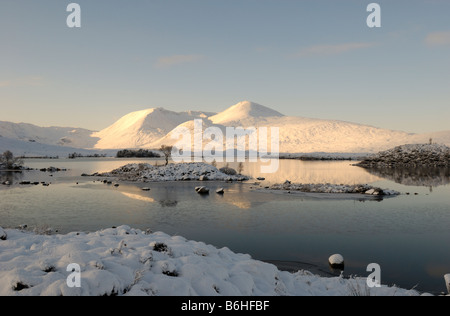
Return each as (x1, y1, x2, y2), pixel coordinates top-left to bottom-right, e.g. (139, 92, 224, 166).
(358, 144, 450, 168)
(97, 163, 250, 182)
(268, 182, 399, 196)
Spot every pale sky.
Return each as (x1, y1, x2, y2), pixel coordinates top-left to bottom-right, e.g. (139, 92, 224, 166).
(1, 0, 449, 133)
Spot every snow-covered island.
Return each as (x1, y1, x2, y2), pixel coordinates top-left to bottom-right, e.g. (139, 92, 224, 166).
(0, 225, 423, 296)
(262, 181, 399, 196)
(357, 144, 450, 168)
(91, 163, 250, 182)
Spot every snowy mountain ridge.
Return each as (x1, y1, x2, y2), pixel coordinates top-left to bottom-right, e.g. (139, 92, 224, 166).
(1, 101, 450, 156)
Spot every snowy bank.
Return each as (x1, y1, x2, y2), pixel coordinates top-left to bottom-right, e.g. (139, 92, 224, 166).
(358, 144, 450, 168)
(94, 163, 249, 182)
(264, 182, 399, 196)
(0, 226, 420, 296)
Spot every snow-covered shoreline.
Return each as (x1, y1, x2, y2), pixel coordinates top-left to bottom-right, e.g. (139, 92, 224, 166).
(0, 226, 422, 296)
(91, 162, 250, 182)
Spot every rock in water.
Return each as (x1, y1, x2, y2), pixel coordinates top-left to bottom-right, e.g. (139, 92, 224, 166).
(142, 187, 151, 191)
(216, 188, 224, 194)
(0, 227, 7, 241)
(328, 254, 345, 269)
(196, 186, 210, 194)
(445, 274, 450, 294)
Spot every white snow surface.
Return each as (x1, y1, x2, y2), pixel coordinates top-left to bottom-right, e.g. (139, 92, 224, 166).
(0, 226, 421, 296)
(99, 163, 249, 182)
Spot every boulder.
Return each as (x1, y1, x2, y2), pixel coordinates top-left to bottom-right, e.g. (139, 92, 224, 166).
(199, 175, 208, 181)
(365, 189, 375, 195)
(142, 187, 151, 191)
(328, 254, 345, 269)
(0, 227, 7, 241)
(445, 274, 450, 294)
(216, 188, 224, 194)
(257, 177, 266, 181)
(195, 186, 210, 194)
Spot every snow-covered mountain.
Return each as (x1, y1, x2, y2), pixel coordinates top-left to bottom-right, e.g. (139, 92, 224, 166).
(143, 101, 450, 154)
(1, 101, 450, 156)
(92, 108, 215, 149)
(0, 121, 98, 148)
(0, 136, 115, 158)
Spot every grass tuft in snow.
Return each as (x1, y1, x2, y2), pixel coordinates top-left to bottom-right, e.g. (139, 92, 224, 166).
(347, 280, 371, 296)
(13, 282, 30, 292)
(153, 242, 169, 253)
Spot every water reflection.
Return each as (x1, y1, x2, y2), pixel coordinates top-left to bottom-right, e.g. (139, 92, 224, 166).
(219, 160, 382, 185)
(121, 192, 155, 203)
(0, 171, 24, 185)
(359, 166, 450, 187)
(158, 187, 179, 208)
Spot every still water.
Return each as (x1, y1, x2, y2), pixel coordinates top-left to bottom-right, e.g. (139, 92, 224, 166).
(1, 158, 449, 294)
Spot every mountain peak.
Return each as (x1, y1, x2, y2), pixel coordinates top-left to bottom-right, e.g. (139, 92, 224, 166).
(209, 101, 284, 124)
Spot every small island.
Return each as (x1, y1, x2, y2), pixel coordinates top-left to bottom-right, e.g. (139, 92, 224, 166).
(90, 162, 250, 182)
(357, 144, 450, 168)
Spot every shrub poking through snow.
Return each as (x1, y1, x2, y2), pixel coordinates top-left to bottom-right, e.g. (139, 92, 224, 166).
(153, 242, 169, 253)
(0, 227, 7, 241)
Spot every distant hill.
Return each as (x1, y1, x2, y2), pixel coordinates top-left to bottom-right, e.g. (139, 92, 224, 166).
(1, 101, 450, 156)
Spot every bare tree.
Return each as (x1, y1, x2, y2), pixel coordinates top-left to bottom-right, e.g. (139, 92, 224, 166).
(0, 151, 23, 170)
(237, 162, 244, 175)
(159, 145, 173, 166)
